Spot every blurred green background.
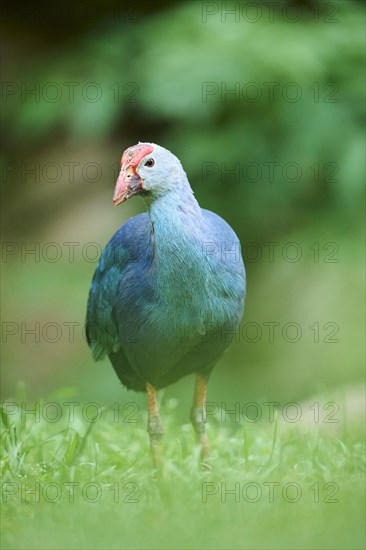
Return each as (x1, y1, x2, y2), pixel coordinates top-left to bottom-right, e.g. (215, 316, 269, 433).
(1, 0, 364, 417)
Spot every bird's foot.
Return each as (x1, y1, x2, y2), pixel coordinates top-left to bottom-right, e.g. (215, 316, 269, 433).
(190, 405, 211, 468)
(148, 413, 164, 471)
(198, 434, 211, 470)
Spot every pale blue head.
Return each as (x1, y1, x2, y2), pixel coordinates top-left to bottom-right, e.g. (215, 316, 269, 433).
(113, 143, 189, 206)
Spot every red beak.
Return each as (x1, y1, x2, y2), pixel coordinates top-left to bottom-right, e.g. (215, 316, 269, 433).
(113, 143, 154, 206)
(113, 165, 142, 206)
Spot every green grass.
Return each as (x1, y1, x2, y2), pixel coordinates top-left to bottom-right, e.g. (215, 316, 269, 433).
(1, 392, 365, 550)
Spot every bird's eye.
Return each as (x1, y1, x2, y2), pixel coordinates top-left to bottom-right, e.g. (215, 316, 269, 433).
(144, 158, 155, 167)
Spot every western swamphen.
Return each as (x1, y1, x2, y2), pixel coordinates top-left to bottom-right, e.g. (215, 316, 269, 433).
(86, 143, 246, 466)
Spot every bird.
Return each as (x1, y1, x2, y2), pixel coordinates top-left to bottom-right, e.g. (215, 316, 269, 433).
(86, 143, 246, 467)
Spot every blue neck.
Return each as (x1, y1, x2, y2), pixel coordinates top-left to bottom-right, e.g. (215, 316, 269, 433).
(145, 186, 210, 307)
(147, 185, 204, 247)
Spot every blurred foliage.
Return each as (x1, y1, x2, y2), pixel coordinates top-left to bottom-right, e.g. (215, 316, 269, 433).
(3, 0, 365, 237)
(1, 0, 365, 400)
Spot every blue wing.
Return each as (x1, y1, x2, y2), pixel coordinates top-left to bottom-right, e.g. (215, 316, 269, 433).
(86, 213, 152, 361)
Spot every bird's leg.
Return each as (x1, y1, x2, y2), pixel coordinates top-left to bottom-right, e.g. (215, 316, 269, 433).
(190, 374, 210, 462)
(146, 383, 164, 469)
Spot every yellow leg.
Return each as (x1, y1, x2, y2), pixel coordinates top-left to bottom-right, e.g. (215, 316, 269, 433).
(146, 383, 164, 469)
(190, 374, 210, 461)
